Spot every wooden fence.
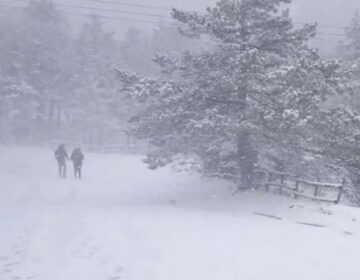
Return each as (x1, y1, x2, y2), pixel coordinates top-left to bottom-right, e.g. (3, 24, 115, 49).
(256, 169, 344, 204)
(213, 169, 344, 204)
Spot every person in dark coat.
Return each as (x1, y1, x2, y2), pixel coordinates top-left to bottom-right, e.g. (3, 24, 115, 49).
(70, 147, 84, 179)
(55, 144, 69, 178)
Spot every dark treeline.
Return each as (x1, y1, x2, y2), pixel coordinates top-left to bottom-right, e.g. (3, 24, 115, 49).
(0, 0, 196, 146)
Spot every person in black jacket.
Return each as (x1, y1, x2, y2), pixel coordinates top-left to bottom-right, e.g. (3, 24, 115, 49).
(55, 144, 69, 178)
(71, 147, 84, 179)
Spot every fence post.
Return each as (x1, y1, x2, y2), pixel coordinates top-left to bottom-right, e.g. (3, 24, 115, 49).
(335, 179, 345, 204)
(265, 172, 273, 191)
(279, 174, 285, 194)
(314, 185, 320, 198)
(294, 177, 300, 199)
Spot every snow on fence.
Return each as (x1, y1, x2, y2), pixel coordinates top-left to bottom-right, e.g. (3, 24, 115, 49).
(212, 169, 344, 204)
(256, 169, 344, 204)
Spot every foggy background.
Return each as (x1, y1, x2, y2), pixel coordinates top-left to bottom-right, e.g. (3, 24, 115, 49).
(2, 0, 360, 55)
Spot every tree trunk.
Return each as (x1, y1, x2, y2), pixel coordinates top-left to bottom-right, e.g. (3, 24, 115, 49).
(346, 168, 360, 206)
(237, 131, 258, 189)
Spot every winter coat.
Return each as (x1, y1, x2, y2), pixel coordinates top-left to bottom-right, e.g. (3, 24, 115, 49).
(55, 145, 69, 164)
(71, 149, 84, 166)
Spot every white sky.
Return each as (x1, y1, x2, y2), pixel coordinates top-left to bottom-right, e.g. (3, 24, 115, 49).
(1, 0, 360, 54)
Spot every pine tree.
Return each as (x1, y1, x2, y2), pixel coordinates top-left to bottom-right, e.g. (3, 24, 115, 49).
(17, 0, 70, 138)
(320, 11, 360, 204)
(0, 1, 137, 144)
(68, 16, 136, 145)
(118, 0, 341, 188)
(0, 4, 52, 142)
(342, 12, 360, 60)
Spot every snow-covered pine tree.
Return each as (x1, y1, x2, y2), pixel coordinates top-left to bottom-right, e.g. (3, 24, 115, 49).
(68, 15, 118, 144)
(118, 0, 341, 188)
(0, 9, 46, 142)
(318, 12, 360, 205)
(0, 76, 41, 141)
(0, 1, 138, 145)
(342, 12, 360, 60)
(68, 16, 140, 146)
(17, 0, 70, 139)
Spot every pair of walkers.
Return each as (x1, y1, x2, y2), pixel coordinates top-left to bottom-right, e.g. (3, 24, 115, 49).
(55, 144, 84, 179)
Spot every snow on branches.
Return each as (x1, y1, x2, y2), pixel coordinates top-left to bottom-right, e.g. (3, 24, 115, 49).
(117, 0, 343, 188)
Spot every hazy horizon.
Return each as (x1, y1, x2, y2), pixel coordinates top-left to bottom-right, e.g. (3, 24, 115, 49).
(1, 0, 360, 55)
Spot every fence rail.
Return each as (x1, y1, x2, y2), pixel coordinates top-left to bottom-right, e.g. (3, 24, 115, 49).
(211, 169, 344, 204)
(258, 169, 344, 204)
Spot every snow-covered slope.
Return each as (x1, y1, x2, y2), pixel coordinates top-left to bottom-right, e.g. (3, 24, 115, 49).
(0, 146, 360, 280)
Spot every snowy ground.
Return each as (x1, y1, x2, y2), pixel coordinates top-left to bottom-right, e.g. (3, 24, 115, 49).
(1, 146, 360, 280)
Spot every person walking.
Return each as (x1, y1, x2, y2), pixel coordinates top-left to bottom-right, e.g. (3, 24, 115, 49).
(55, 144, 69, 178)
(70, 147, 84, 179)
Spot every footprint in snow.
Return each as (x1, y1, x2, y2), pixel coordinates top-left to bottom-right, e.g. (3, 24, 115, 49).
(87, 246, 99, 258)
(4, 261, 21, 268)
(76, 237, 100, 260)
(108, 276, 122, 280)
(0, 256, 8, 261)
(2, 267, 13, 274)
(24, 275, 37, 280)
(107, 266, 123, 280)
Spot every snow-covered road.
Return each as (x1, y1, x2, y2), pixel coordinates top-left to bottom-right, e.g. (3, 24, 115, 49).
(1, 146, 360, 280)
